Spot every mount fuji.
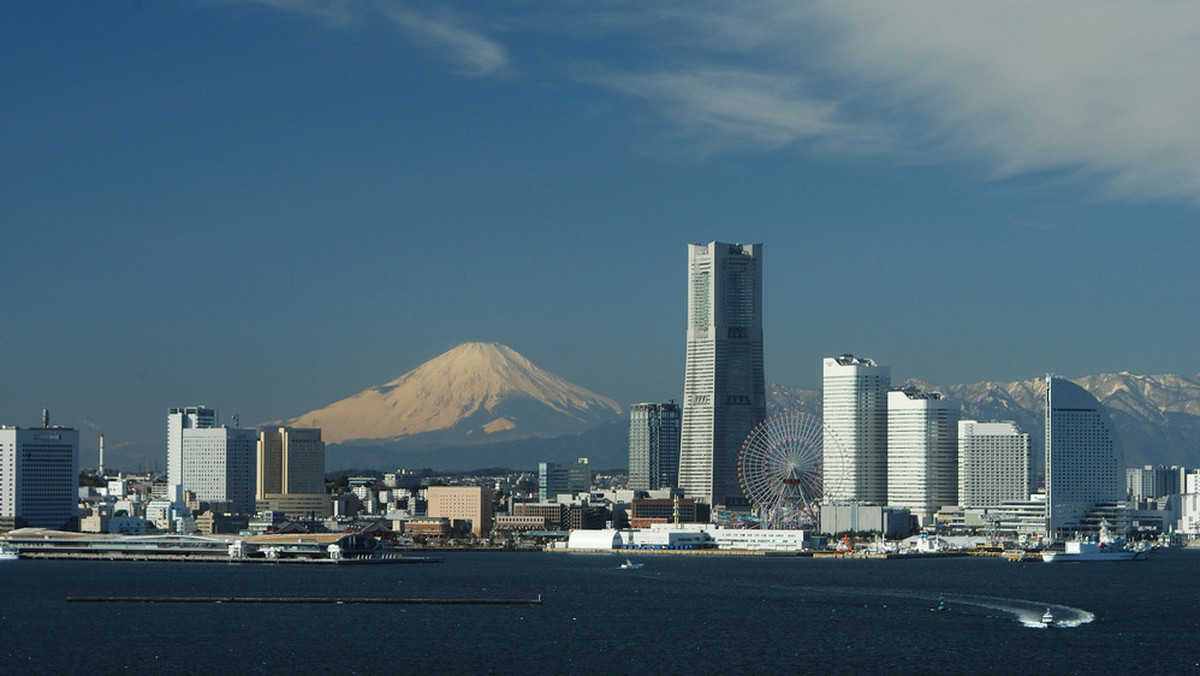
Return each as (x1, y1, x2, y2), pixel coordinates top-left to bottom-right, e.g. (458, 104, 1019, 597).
(280, 342, 625, 469)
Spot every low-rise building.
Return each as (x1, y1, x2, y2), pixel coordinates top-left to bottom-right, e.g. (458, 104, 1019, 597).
(427, 485, 493, 537)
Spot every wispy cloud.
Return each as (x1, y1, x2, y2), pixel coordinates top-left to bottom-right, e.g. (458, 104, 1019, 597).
(240, 0, 508, 76)
(376, 3, 508, 76)
(585, 67, 869, 153)
(809, 1, 1200, 201)
(234, 1, 1200, 203)
(241, 0, 358, 27)
(574, 1, 1200, 202)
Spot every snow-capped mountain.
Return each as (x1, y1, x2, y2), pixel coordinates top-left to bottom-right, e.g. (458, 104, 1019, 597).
(283, 342, 623, 447)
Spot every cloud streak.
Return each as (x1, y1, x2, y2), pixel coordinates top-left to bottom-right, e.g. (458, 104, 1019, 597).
(585, 67, 870, 153)
(377, 3, 508, 76)
(236, 1, 1200, 203)
(810, 1, 1200, 201)
(242, 0, 508, 76)
(576, 1, 1200, 202)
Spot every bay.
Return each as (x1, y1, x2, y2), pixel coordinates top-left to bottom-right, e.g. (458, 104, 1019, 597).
(2, 548, 1197, 674)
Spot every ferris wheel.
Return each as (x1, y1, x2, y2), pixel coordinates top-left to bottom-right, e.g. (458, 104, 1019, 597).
(738, 411, 844, 529)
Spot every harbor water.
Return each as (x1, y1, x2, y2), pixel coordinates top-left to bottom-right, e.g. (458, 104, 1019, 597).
(2, 548, 1198, 674)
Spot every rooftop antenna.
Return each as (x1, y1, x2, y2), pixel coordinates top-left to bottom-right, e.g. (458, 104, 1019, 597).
(232, 414, 240, 428)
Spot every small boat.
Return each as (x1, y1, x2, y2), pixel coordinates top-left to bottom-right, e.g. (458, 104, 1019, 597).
(1041, 608, 1054, 625)
(0, 543, 19, 561)
(933, 595, 947, 612)
(619, 559, 642, 570)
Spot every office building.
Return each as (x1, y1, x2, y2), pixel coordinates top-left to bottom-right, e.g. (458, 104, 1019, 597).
(887, 387, 958, 527)
(257, 427, 330, 517)
(166, 406, 256, 514)
(679, 241, 766, 507)
(1044, 375, 1123, 539)
(822, 354, 890, 504)
(957, 420, 1030, 508)
(0, 411, 79, 530)
(167, 405, 216, 497)
(427, 485, 493, 537)
(628, 402, 682, 491)
(538, 459, 591, 502)
(1126, 465, 1184, 501)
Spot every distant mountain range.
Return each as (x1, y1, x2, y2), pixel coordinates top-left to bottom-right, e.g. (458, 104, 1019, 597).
(770, 371, 1200, 477)
(270, 341, 1200, 473)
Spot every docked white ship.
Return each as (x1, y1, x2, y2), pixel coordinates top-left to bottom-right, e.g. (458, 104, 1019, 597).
(1041, 524, 1148, 563)
(1041, 540, 1146, 562)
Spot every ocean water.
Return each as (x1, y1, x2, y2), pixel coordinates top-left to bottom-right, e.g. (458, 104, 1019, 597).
(2, 549, 1198, 674)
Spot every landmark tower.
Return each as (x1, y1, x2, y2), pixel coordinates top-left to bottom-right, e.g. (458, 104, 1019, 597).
(678, 241, 765, 507)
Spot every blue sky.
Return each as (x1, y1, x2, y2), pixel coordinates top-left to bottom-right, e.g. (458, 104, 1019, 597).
(3, 1, 1199, 466)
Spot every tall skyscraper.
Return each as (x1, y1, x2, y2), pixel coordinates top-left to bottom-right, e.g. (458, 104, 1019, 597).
(1044, 375, 1123, 538)
(257, 427, 325, 497)
(628, 402, 682, 491)
(822, 354, 889, 504)
(678, 241, 766, 507)
(166, 406, 256, 513)
(0, 411, 79, 530)
(256, 427, 330, 517)
(957, 420, 1030, 508)
(887, 386, 958, 527)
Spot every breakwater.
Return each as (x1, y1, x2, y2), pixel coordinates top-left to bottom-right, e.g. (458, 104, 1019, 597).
(66, 594, 542, 605)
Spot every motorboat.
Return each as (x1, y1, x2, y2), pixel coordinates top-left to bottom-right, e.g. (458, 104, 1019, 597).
(619, 559, 643, 570)
(0, 543, 19, 561)
(1041, 608, 1055, 625)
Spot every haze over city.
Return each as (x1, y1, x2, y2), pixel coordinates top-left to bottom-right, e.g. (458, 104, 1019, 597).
(4, 2, 1199, 463)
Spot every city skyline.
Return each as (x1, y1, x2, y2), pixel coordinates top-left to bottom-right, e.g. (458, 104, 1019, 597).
(4, 3, 1200, 459)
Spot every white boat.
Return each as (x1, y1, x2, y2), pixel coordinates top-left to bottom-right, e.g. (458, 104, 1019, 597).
(619, 559, 642, 570)
(0, 543, 19, 561)
(1041, 522, 1147, 563)
(1041, 540, 1145, 562)
(1041, 608, 1055, 625)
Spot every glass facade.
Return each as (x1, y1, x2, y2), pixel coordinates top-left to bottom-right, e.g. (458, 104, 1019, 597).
(628, 402, 681, 491)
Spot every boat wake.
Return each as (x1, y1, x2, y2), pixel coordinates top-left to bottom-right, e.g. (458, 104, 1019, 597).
(938, 593, 1094, 629)
(646, 573, 1094, 630)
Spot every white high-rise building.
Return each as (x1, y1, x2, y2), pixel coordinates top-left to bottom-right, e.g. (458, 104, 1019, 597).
(1044, 375, 1123, 539)
(678, 241, 765, 507)
(822, 354, 889, 504)
(957, 420, 1030, 508)
(0, 413, 79, 530)
(166, 406, 256, 513)
(167, 405, 216, 498)
(887, 387, 958, 527)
